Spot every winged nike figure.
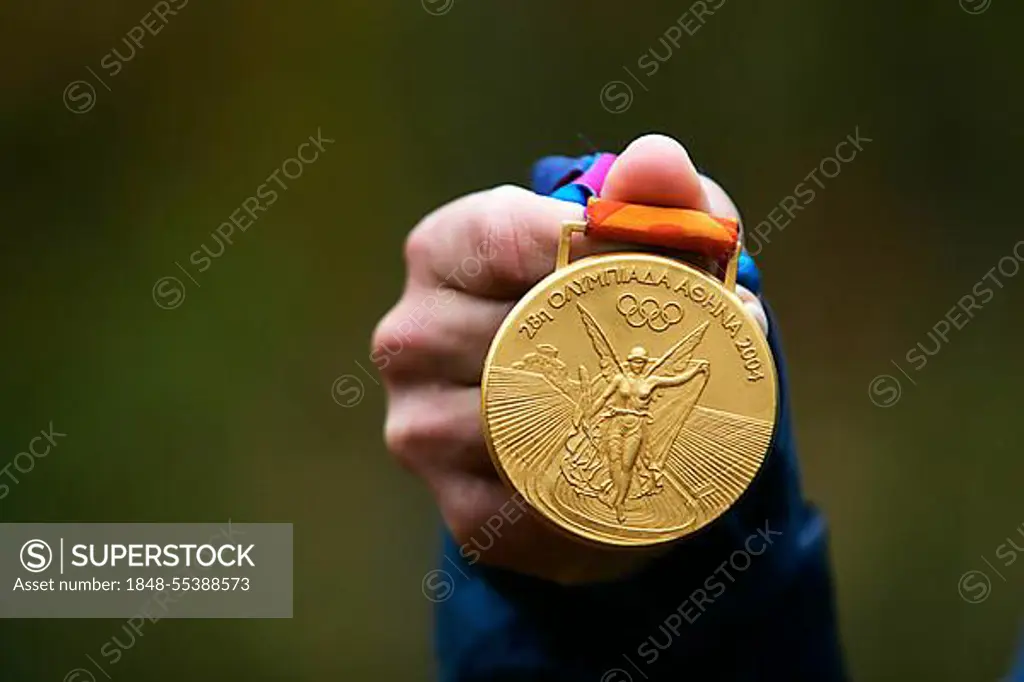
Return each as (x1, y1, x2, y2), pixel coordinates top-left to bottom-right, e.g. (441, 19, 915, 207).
(563, 304, 709, 521)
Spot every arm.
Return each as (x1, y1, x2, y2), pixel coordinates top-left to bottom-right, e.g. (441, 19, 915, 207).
(376, 137, 847, 682)
(651, 361, 708, 389)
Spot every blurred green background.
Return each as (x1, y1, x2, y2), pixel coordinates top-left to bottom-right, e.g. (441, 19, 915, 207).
(1, 1, 1023, 680)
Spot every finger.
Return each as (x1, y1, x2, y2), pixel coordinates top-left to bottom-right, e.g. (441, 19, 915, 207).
(407, 185, 586, 300)
(736, 284, 768, 336)
(373, 282, 512, 385)
(383, 384, 495, 479)
(436, 473, 658, 584)
(700, 174, 740, 221)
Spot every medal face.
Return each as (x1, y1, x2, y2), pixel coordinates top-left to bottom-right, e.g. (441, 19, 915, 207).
(481, 253, 777, 547)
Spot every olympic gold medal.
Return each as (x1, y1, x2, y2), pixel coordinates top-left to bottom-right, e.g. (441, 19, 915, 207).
(481, 252, 777, 547)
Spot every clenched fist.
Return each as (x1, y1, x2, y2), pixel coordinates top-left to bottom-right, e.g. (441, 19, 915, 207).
(373, 134, 768, 584)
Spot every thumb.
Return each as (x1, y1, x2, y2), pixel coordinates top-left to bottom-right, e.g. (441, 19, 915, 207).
(599, 134, 711, 212)
(598, 135, 767, 334)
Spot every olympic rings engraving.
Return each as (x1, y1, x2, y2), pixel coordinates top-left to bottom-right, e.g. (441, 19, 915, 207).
(616, 294, 684, 332)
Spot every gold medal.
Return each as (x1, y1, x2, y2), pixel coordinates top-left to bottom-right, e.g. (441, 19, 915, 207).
(481, 200, 777, 547)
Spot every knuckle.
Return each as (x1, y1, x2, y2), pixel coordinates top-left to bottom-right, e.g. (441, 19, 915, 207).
(467, 186, 533, 285)
(383, 403, 460, 471)
(370, 314, 400, 376)
(438, 490, 484, 547)
(484, 186, 531, 241)
(406, 186, 519, 268)
(383, 416, 419, 471)
(371, 307, 429, 376)
(403, 221, 433, 270)
(488, 183, 530, 205)
(412, 184, 540, 295)
(434, 474, 508, 548)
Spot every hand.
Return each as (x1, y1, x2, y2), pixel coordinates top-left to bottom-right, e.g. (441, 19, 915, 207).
(373, 134, 768, 584)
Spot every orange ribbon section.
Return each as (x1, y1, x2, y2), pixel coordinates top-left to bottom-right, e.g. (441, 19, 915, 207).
(585, 198, 739, 260)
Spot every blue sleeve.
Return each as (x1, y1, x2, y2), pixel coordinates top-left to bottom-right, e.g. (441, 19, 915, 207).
(433, 155, 847, 682)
